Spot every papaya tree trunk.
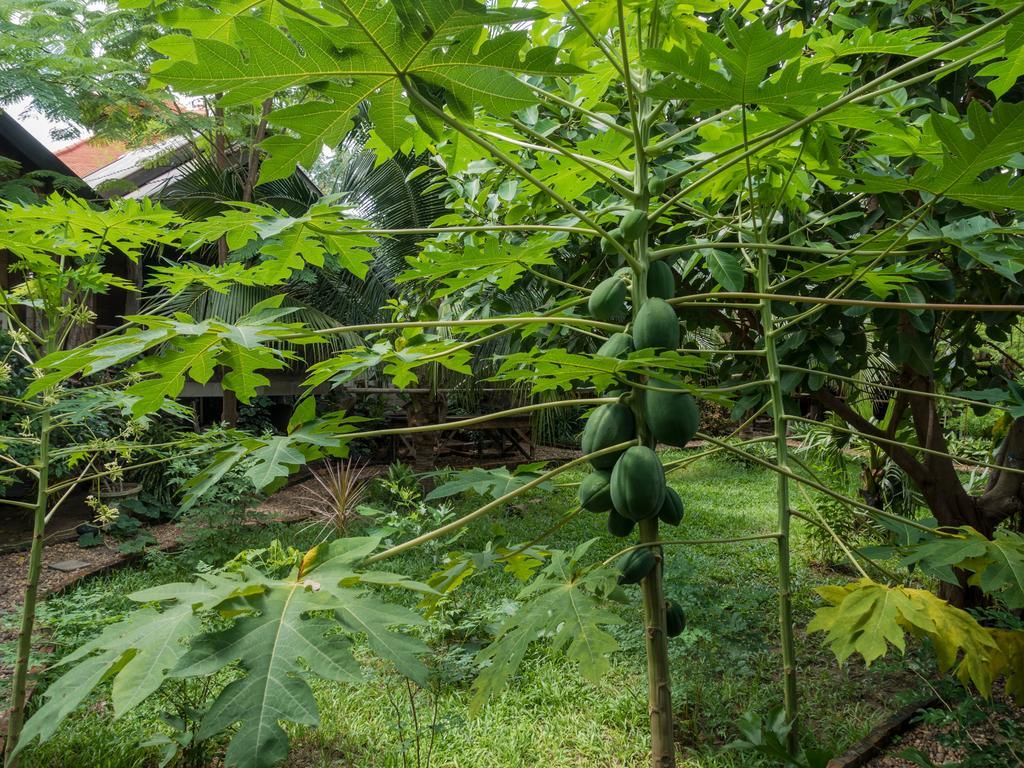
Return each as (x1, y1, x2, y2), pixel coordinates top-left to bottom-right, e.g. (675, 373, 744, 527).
(757, 255, 799, 749)
(4, 411, 49, 768)
(639, 518, 675, 767)
(631, 150, 676, 768)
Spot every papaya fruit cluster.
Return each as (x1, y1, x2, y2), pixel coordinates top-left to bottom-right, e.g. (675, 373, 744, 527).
(580, 261, 699, 540)
(580, 253, 698, 635)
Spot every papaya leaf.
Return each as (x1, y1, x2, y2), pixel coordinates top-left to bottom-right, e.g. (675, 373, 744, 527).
(152, 5, 580, 182)
(898, 527, 1024, 609)
(492, 348, 705, 394)
(180, 443, 250, 511)
(11, 571, 257, 758)
(21, 537, 427, 768)
(809, 26, 940, 60)
(991, 629, 1024, 704)
(30, 308, 321, 415)
(179, 199, 378, 281)
(645, 20, 836, 113)
(855, 101, 1024, 211)
(399, 235, 564, 298)
(169, 537, 428, 766)
(420, 543, 548, 613)
(961, 531, 1024, 610)
(471, 542, 621, 712)
(11, 648, 129, 760)
(897, 528, 990, 586)
(175, 586, 361, 767)
(977, 18, 1024, 97)
(809, 580, 1003, 697)
(243, 435, 308, 490)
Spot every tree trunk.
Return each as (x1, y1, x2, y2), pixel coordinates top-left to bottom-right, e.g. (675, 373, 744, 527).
(4, 412, 49, 768)
(639, 518, 675, 768)
(817, 383, 1024, 608)
(221, 390, 238, 427)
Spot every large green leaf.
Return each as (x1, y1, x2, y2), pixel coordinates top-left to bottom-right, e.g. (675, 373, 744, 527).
(493, 348, 706, 394)
(11, 573, 257, 759)
(152, 3, 581, 182)
(425, 465, 552, 501)
(29, 297, 323, 416)
(16, 538, 429, 768)
(175, 585, 361, 767)
(399, 234, 564, 298)
(471, 542, 621, 711)
(964, 532, 1024, 610)
(705, 249, 746, 292)
(645, 21, 844, 112)
(900, 527, 1024, 610)
(856, 101, 1024, 211)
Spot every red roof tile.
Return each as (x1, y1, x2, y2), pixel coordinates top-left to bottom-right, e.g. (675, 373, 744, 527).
(55, 138, 128, 176)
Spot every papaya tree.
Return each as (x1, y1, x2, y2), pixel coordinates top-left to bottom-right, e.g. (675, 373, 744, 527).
(7, 2, 1024, 768)
(0, 196, 197, 766)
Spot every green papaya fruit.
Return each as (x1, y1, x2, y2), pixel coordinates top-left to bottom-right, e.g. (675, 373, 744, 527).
(617, 548, 656, 585)
(658, 487, 684, 526)
(607, 508, 635, 537)
(580, 403, 635, 469)
(596, 332, 634, 359)
(620, 210, 646, 242)
(645, 383, 699, 448)
(610, 445, 666, 521)
(633, 298, 679, 350)
(646, 260, 675, 300)
(666, 599, 686, 637)
(588, 275, 627, 322)
(648, 175, 667, 196)
(601, 227, 625, 254)
(579, 470, 613, 512)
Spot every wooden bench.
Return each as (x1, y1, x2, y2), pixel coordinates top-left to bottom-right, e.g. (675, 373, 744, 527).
(383, 412, 534, 462)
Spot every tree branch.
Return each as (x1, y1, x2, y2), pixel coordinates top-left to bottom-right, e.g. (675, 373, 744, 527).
(814, 388, 928, 489)
(979, 415, 1024, 527)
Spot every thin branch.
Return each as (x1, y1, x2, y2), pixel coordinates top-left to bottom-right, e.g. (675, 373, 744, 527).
(693, 431, 946, 535)
(651, 242, 918, 260)
(520, 81, 634, 138)
(339, 397, 616, 442)
(810, 390, 927, 488)
(645, 106, 742, 154)
(559, 0, 627, 80)
(283, 315, 626, 342)
(780, 365, 1012, 412)
(669, 292, 1024, 314)
(366, 440, 637, 563)
(402, 78, 638, 267)
(602, 533, 782, 566)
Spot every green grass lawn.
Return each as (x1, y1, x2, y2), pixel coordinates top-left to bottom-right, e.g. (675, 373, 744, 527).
(9, 453, 918, 768)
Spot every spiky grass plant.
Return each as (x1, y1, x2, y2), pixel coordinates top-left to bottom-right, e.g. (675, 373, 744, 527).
(298, 459, 373, 541)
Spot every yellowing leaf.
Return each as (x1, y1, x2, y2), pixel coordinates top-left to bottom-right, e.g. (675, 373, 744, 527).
(809, 580, 1003, 698)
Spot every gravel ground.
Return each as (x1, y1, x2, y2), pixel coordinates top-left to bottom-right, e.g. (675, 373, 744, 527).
(865, 688, 1024, 767)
